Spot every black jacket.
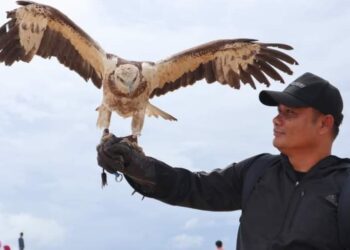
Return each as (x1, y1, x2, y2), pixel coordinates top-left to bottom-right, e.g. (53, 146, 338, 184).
(126, 153, 350, 250)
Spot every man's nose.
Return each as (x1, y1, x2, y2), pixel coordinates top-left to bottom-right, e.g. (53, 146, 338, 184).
(273, 114, 282, 126)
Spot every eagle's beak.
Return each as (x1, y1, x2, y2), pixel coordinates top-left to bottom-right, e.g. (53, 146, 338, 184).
(126, 80, 135, 94)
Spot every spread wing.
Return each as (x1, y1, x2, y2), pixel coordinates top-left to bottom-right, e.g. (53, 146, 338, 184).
(0, 1, 108, 88)
(148, 39, 298, 98)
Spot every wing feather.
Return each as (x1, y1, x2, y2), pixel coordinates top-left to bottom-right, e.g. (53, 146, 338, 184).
(148, 39, 298, 98)
(260, 46, 296, 65)
(203, 61, 216, 83)
(239, 65, 256, 89)
(246, 64, 270, 86)
(0, 1, 109, 88)
(256, 53, 293, 75)
(256, 60, 285, 83)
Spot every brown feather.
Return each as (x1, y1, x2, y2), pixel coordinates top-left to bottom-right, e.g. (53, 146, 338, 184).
(169, 38, 257, 60)
(261, 43, 294, 50)
(225, 69, 236, 86)
(6, 10, 16, 19)
(0, 21, 8, 35)
(239, 65, 256, 89)
(0, 41, 18, 63)
(212, 58, 225, 83)
(16, 1, 35, 7)
(260, 47, 298, 65)
(203, 61, 216, 83)
(0, 24, 19, 53)
(227, 70, 240, 88)
(0, 2, 106, 88)
(194, 64, 204, 81)
(37, 26, 102, 87)
(256, 60, 285, 83)
(256, 54, 293, 75)
(246, 64, 270, 86)
(4, 44, 25, 65)
(149, 40, 297, 97)
(39, 29, 56, 57)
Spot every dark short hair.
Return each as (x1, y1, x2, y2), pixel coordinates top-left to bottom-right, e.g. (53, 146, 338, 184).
(333, 113, 343, 138)
(215, 240, 223, 247)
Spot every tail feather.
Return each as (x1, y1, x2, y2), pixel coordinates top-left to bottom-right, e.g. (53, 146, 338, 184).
(146, 103, 177, 121)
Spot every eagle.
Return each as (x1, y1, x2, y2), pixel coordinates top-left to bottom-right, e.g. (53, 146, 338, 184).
(0, 1, 298, 139)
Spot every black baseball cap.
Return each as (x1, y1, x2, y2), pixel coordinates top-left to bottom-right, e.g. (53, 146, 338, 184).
(259, 72, 343, 124)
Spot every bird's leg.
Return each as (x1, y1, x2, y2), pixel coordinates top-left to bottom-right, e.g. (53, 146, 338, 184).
(96, 105, 113, 188)
(131, 108, 146, 140)
(116, 109, 146, 152)
(96, 104, 112, 130)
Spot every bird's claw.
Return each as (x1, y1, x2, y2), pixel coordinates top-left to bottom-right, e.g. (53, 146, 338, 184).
(120, 137, 144, 155)
(114, 171, 123, 182)
(100, 128, 114, 143)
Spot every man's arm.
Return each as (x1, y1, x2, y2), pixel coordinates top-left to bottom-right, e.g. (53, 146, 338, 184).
(97, 134, 259, 211)
(126, 158, 244, 211)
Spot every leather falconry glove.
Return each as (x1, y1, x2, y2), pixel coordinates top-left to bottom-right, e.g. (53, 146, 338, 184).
(97, 131, 157, 188)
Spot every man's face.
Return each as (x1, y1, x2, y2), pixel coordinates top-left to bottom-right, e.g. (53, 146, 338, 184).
(272, 104, 323, 154)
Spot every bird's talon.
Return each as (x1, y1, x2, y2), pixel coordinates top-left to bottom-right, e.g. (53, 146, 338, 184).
(114, 172, 123, 182)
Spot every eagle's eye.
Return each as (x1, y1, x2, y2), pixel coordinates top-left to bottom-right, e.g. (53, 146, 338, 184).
(117, 75, 124, 83)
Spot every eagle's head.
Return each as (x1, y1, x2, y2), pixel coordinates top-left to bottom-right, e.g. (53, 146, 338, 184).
(113, 64, 141, 94)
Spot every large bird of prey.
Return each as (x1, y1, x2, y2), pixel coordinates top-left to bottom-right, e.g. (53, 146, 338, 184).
(0, 1, 298, 138)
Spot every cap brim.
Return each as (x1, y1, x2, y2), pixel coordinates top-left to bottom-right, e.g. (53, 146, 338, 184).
(259, 90, 308, 107)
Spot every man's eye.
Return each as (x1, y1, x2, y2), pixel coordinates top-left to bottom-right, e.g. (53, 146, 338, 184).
(286, 109, 296, 116)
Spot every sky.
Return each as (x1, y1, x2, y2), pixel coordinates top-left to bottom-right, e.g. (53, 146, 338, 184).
(0, 0, 349, 249)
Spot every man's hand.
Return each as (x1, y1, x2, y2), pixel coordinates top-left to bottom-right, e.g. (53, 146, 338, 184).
(97, 130, 156, 187)
(97, 132, 134, 174)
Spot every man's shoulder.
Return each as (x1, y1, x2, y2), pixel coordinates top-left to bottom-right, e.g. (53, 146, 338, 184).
(237, 153, 281, 168)
(232, 153, 281, 180)
(330, 155, 350, 171)
(340, 157, 350, 164)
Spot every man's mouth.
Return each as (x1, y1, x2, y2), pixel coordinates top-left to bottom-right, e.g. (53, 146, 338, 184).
(273, 129, 284, 137)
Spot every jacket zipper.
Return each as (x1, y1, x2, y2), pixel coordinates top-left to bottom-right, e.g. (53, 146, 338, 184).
(274, 181, 304, 240)
(287, 181, 305, 230)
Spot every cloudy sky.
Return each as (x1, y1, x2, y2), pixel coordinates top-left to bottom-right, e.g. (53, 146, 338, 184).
(0, 0, 349, 249)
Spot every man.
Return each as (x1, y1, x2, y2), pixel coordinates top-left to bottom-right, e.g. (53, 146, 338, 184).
(18, 232, 24, 250)
(215, 240, 224, 250)
(97, 72, 350, 250)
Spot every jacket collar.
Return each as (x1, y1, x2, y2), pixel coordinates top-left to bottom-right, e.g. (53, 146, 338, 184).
(280, 154, 349, 181)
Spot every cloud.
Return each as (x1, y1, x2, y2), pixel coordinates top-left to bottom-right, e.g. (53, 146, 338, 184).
(184, 218, 200, 230)
(0, 210, 66, 248)
(170, 234, 204, 249)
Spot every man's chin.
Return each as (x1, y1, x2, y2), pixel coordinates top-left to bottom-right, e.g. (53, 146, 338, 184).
(273, 139, 283, 152)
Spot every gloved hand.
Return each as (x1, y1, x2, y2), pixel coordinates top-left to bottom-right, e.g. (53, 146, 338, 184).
(96, 132, 156, 186)
(97, 133, 135, 174)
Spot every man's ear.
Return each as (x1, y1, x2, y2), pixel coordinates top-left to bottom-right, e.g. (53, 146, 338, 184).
(319, 114, 334, 135)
